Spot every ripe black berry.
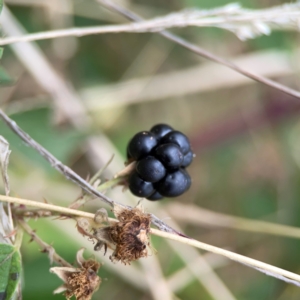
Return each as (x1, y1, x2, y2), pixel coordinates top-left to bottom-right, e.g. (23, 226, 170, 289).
(147, 190, 164, 201)
(181, 150, 194, 168)
(150, 124, 173, 141)
(161, 131, 190, 155)
(154, 143, 183, 169)
(127, 131, 157, 160)
(126, 124, 193, 201)
(136, 156, 166, 183)
(157, 169, 191, 197)
(129, 172, 155, 198)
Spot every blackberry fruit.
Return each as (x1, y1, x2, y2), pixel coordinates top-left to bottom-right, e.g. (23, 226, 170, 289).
(161, 131, 190, 155)
(181, 150, 194, 168)
(150, 124, 173, 141)
(157, 169, 191, 197)
(154, 143, 183, 169)
(136, 156, 166, 183)
(128, 171, 155, 198)
(127, 131, 157, 160)
(126, 124, 193, 201)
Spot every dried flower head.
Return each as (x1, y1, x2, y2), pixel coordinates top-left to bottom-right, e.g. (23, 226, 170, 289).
(108, 203, 151, 264)
(50, 249, 101, 300)
(76, 204, 152, 265)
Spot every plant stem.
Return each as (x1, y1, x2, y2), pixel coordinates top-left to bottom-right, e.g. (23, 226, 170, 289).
(0, 195, 95, 219)
(0, 109, 181, 235)
(0, 109, 114, 206)
(18, 219, 72, 267)
(97, 0, 300, 100)
(150, 228, 300, 286)
(2, 195, 300, 286)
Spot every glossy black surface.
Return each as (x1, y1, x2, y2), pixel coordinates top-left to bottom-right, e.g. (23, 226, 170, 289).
(129, 171, 155, 198)
(127, 131, 157, 160)
(136, 156, 166, 182)
(150, 124, 173, 141)
(161, 131, 190, 155)
(181, 150, 194, 167)
(154, 143, 183, 169)
(157, 169, 191, 197)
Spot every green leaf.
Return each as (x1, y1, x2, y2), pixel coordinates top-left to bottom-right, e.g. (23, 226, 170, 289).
(0, 48, 3, 60)
(0, 0, 3, 17)
(0, 244, 21, 300)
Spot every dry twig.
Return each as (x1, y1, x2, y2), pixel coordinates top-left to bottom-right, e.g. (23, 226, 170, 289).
(0, 109, 184, 235)
(96, 0, 300, 101)
(1, 3, 300, 45)
(1, 194, 300, 287)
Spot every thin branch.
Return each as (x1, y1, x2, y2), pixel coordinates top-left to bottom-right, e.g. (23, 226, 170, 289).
(2, 194, 300, 287)
(0, 109, 113, 206)
(1, 3, 299, 99)
(18, 219, 72, 267)
(1, 3, 300, 45)
(0, 109, 184, 235)
(150, 228, 300, 287)
(96, 0, 300, 100)
(0, 195, 96, 219)
(0, 23, 148, 45)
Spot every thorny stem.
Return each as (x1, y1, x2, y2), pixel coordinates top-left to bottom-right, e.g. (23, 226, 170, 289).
(96, 0, 300, 100)
(69, 176, 125, 209)
(18, 219, 72, 267)
(0, 109, 181, 235)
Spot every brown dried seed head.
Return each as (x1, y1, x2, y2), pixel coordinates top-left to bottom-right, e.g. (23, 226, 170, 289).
(51, 249, 101, 300)
(109, 207, 151, 265)
(65, 260, 101, 300)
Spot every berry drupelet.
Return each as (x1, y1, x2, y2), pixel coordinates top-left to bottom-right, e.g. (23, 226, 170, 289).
(126, 124, 194, 201)
(136, 156, 166, 182)
(127, 131, 157, 160)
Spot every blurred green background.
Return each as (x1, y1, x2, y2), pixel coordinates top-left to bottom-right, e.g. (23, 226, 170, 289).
(1, 0, 300, 299)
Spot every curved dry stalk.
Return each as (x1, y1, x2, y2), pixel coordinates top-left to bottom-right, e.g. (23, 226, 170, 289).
(1, 194, 300, 287)
(1, 3, 300, 45)
(96, 0, 300, 100)
(150, 228, 300, 287)
(0, 195, 96, 220)
(1, 2, 299, 99)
